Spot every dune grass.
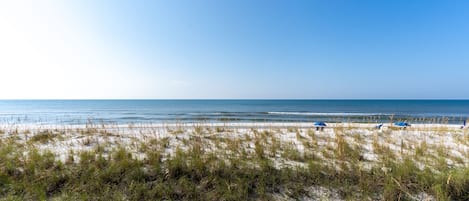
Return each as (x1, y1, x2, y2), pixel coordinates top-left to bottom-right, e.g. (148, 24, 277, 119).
(0, 123, 468, 200)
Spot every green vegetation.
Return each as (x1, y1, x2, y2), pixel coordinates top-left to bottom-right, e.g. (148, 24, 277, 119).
(28, 130, 59, 144)
(0, 124, 468, 200)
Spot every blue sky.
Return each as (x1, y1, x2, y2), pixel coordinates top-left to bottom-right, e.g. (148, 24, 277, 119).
(1, 0, 469, 99)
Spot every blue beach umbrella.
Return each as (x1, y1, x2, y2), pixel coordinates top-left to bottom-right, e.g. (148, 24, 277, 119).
(394, 122, 410, 127)
(314, 122, 327, 127)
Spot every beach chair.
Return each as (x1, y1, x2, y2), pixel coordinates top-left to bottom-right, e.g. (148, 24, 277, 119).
(375, 123, 383, 130)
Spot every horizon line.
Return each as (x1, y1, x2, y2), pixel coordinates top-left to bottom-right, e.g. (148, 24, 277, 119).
(1, 98, 469, 101)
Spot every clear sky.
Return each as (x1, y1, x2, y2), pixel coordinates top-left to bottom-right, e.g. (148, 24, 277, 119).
(1, 0, 469, 99)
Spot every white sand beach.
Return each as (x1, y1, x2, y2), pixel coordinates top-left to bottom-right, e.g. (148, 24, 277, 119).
(2, 122, 467, 168)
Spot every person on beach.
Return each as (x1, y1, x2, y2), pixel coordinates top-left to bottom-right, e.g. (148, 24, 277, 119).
(376, 123, 383, 130)
(462, 120, 467, 129)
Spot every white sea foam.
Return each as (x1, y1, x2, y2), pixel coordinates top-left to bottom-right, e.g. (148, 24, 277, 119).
(267, 112, 389, 116)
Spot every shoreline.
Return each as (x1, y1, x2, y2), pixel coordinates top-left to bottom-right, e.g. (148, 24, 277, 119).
(0, 122, 465, 129)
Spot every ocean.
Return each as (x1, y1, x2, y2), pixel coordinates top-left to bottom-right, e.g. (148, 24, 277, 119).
(0, 100, 468, 125)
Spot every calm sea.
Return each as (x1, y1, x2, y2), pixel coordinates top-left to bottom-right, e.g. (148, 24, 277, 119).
(0, 100, 468, 125)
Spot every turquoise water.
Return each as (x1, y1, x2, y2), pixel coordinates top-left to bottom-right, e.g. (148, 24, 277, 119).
(0, 100, 468, 125)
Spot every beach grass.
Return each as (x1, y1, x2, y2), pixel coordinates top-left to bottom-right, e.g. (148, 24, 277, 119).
(0, 122, 468, 200)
